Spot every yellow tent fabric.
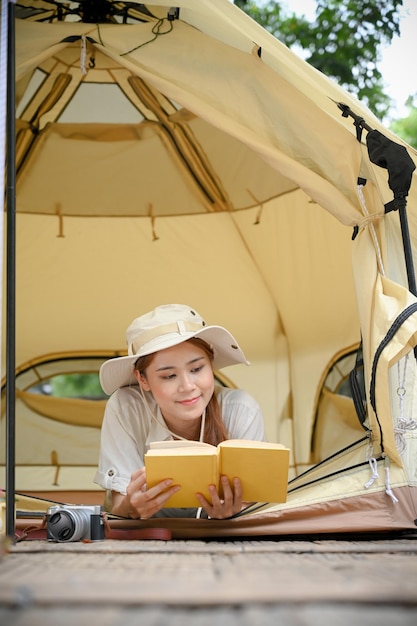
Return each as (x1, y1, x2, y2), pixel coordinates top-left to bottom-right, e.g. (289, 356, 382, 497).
(2, 0, 417, 535)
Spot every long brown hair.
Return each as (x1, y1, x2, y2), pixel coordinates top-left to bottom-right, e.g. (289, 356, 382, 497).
(134, 337, 228, 446)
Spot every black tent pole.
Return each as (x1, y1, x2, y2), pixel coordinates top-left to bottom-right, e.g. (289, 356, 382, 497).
(5, 0, 16, 540)
(398, 205, 417, 297)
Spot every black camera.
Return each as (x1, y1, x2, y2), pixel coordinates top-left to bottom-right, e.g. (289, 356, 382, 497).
(47, 504, 105, 542)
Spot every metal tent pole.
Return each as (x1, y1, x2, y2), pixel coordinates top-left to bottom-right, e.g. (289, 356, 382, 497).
(5, 0, 16, 540)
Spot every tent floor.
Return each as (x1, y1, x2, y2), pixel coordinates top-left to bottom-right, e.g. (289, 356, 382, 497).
(1, 535, 417, 625)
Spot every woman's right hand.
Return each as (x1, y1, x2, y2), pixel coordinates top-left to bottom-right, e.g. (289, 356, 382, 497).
(111, 467, 180, 519)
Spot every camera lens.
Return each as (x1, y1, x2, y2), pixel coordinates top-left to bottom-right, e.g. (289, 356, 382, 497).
(48, 508, 91, 542)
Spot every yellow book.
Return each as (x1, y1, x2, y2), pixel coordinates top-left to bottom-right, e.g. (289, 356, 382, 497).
(145, 439, 290, 508)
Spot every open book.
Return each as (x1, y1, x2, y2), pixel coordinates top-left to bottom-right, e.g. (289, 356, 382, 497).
(144, 439, 290, 508)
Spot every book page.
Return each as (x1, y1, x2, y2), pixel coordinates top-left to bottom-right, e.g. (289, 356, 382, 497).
(219, 442, 289, 503)
(145, 446, 218, 507)
(148, 440, 215, 450)
(146, 446, 215, 456)
(219, 439, 287, 450)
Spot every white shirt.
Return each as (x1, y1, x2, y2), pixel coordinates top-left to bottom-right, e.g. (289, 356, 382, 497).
(94, 385, 266, 495)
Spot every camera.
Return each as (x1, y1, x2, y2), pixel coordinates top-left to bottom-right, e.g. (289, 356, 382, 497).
(47, 504, 105, 542)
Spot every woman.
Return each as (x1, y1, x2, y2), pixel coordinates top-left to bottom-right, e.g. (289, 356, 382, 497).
(94, 304, 266, 520)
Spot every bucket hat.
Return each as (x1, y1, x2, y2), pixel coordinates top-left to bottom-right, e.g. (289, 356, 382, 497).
(99, 304, 249, 395)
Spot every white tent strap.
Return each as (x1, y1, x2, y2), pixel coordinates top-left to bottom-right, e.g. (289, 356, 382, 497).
(363, 455, 399, 503)
(364, 438, 380, 489)
(384, 456, 399, 504)
(357, 184, 385, 276)
(80, 35, 88, 76)
(364, 456, 379, 488)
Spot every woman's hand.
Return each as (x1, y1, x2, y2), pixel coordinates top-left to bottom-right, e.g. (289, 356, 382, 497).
(111, 467, 180, 519)
(195, 475, 243, 519)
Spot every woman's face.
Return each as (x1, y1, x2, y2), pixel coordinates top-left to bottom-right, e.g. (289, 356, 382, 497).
(135, 341, 215, 431)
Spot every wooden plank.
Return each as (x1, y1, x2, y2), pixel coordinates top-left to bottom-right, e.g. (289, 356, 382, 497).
(8, 538, 417, 554)
(0, 540, 416, 607)
(0, 605, 417, 626)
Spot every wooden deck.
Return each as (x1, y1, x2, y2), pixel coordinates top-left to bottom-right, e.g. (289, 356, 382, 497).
(1, 534, 417, 625)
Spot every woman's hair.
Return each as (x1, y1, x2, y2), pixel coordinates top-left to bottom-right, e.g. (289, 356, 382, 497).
(134, 337, 228, 445)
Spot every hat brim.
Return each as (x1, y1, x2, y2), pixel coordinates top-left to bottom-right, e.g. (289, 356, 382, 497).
(99, 325, 249, 395)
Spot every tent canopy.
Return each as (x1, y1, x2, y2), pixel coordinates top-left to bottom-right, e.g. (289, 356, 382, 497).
(2, 0, 417, 536)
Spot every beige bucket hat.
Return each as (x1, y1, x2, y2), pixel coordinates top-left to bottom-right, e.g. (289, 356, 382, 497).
(99, 304, 249, 395)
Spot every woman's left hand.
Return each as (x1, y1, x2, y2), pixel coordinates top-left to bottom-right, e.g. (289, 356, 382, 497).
(195, 475, 242, 519)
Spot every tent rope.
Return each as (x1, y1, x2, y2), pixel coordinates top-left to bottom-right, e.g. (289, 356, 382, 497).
(356, 183, 385, 275)
(384, 457, 399, 503)
(364, 456, 379, 488)
(80, 35, 87, 75)
(120, 18, 174, 56)
(364, 454, 399, 503)
(394, 354, 417, 454)
(394, 417, 417, 454)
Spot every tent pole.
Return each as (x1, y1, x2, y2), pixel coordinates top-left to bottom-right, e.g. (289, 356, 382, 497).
(5, 0, 16, 540)
(398, 205, 417, 297)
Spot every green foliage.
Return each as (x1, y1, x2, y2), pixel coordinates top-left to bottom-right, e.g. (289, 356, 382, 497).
(234, 0, 403, 120)
(50, 373, 106, 399)
(390, 96, 417, 148)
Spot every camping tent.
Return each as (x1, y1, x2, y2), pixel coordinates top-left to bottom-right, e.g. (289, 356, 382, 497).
(1, 0, 417, 537)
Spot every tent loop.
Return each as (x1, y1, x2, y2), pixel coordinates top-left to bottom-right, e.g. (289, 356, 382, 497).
(337, 101, 373, 141)
(79, 34, 96, 73)
(364, 456, 379, 489)
(356, 182, 385, 276)
(253, 203, 264, 225)
(55, 203, 65, 238)
(384, 456, 399, 503)
(51, 450, 60, 486)
(353, 116, 365, 142)
(251, 44, 262, 58)
(167, 7, 180, 21)
(352, 177, 366, 240)
(246, 189, 264, 224)
(364, 437, 381, 490)
(147, 203, 159, 241)
(355, 212, 385, 232)
(80, 35, 87, 75)
(364, 452, 399, 504)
